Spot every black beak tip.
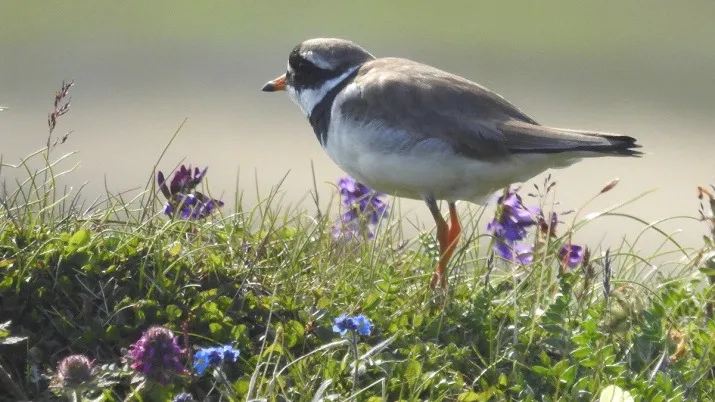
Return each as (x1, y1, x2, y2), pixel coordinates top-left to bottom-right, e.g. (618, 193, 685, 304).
(261, 82, 275, 92)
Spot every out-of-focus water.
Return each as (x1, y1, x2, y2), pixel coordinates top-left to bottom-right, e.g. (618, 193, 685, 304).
(2, 1, 714, 255)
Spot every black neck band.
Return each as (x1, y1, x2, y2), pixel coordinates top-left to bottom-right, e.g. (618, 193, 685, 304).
(308, 68, 360, 147)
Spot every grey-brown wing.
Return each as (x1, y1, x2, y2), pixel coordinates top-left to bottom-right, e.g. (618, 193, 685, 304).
(339, 58, 538, 160)
(340, 58, 639, 159)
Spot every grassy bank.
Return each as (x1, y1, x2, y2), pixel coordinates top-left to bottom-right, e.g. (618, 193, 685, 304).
(1, 85, 714, 401)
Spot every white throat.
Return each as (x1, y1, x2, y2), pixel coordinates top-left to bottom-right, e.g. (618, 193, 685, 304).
(286, 66, 360, 117)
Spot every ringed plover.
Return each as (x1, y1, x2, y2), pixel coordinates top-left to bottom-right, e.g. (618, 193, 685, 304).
(262, 38, 642, 290)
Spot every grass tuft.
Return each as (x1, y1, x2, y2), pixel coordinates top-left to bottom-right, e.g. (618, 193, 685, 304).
(1, 83, 714, 401)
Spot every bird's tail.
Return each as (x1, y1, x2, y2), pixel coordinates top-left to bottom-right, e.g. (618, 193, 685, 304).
(500, 121, 643, 157)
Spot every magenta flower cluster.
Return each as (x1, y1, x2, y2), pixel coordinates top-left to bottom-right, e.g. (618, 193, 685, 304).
(126, 326, 186, 385)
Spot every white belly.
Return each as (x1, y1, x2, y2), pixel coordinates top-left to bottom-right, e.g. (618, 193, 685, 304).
(323, 114, 565, 202)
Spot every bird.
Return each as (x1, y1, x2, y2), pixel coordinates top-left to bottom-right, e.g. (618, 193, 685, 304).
(262, 38, 642, 290)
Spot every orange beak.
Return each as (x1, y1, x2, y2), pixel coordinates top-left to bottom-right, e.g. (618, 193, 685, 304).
(262, 74, 286, 92)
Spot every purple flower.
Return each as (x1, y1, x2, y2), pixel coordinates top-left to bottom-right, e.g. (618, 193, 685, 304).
(56, 354, 94, 389)
(193, 345, 239, 375)
(560, 244, 585, 268)
(488, 192, 539, 243)
(126, 326, 185, 384)
(488, 189, 539, 263)
(159, 165, 207, 196)
(332, 314, 372, 336)
(157, 165, 224, 220)
(332, 177, 389, 240)
(514, 244, 535, 265)
(493, 241, 534, 264)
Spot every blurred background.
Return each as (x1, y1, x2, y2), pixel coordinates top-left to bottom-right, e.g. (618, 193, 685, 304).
(1, 1, 714, 254)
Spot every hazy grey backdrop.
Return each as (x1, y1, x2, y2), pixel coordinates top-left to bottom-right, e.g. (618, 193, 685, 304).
(2, 1, 714, 253)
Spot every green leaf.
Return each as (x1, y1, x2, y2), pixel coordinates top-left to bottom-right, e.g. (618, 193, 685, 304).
(531, 365, 551, 376)
(209, 322, 223, 336)
(209, 253, 222, 265)
(539, 351, 551, 366)
(498, 373, 508, 387)
(284, 320, 305, 348)
(262, 342, 284, 357)
(404, 359, 422, 386)
(552, 359, 569, 374)
(542, 323, 566, 335)
(68, 228, 91, 248)
(698, 266, 715, 276)
(412, 314, 424, 329)
(230, 324, 248, 342)
(316, 297, 331, 309)
(0, 275, 13, 291)
(599, 385, 634, 402)
(165, 305, 182, 321)
(105, 325, 120, 342)
(167, 242, 182, 257)
(457, 391, 489, 402)
(560, 365, 577, 385)
(233, 377, 251, 396)
(571, 347, 592, 359)
(580, 358, 598, 368)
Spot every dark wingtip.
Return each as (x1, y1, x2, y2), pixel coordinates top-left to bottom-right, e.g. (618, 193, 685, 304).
(608, 135, 643, 157)
(509, 134, 645, 157)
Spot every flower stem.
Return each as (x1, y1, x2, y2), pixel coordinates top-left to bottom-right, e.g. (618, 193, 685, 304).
(351, 331, 359, 394)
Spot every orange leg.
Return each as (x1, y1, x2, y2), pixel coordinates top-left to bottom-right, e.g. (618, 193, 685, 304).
(426, 199, 461, 290)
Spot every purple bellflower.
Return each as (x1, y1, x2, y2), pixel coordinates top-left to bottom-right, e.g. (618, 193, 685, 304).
(332, 177, 389, 240)
(488, 190, 540, 263)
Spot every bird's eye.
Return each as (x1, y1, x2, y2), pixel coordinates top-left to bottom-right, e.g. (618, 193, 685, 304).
(287, 53, 336, 89)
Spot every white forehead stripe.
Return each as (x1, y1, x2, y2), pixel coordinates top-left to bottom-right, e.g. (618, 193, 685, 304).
(301, 50, 333, 70)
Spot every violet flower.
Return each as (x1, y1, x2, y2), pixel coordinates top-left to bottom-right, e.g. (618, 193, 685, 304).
(332, 177, 389, 240)
(126, 326, 186, 384)
(157, 165, 224, 220)
(560, 243, 585, 268)
(488, 190, 540, 263)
